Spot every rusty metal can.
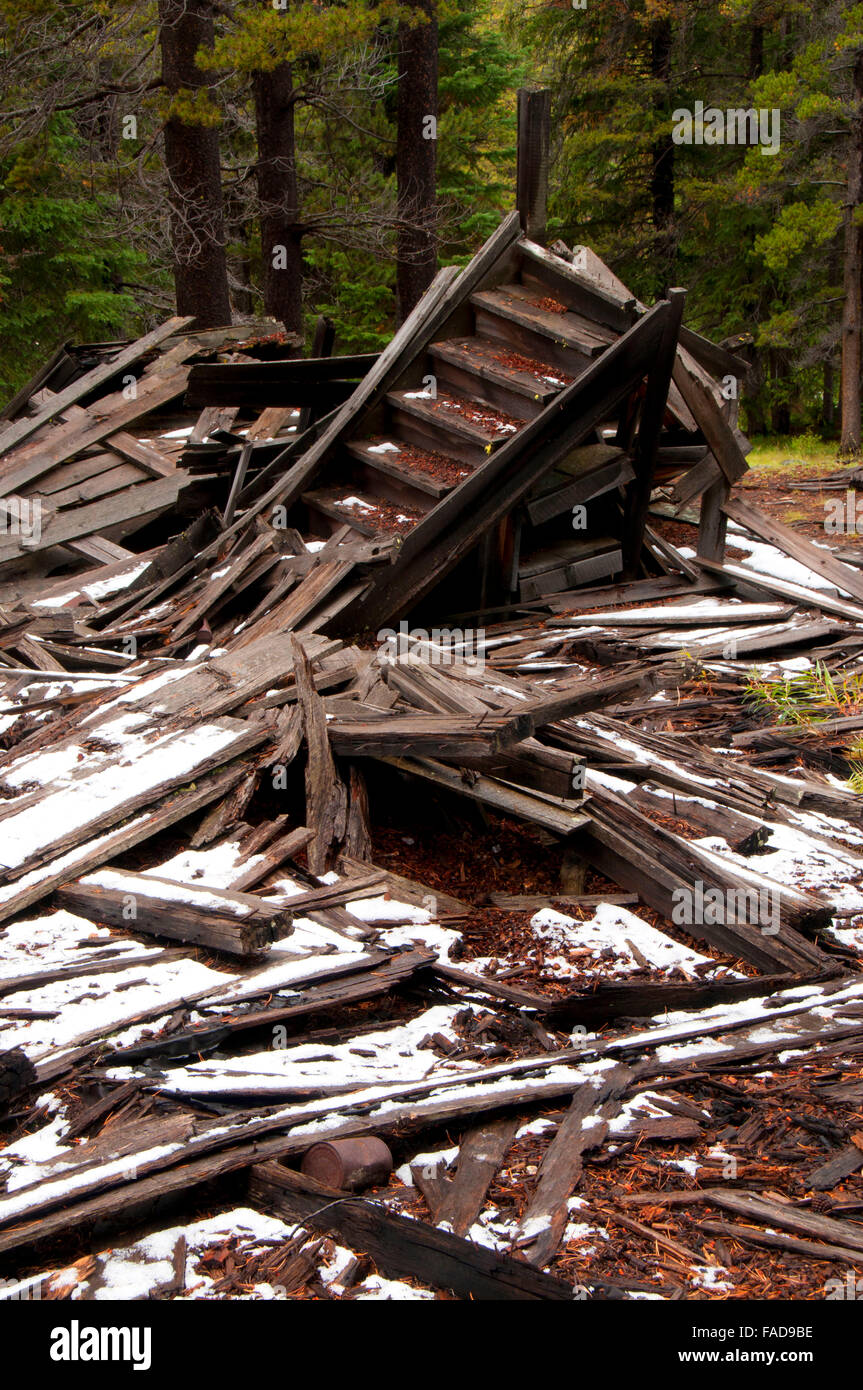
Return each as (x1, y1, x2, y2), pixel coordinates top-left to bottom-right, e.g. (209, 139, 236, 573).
(301, 1137, 393, 1191)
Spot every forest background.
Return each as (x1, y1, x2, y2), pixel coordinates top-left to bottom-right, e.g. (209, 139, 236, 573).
(0, 0, 861, 450)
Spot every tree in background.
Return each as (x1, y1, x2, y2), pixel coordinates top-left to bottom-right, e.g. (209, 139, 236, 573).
(0, 0, 156, 397)
(252, 35, 302, 334)
(842, 46, 863, 453)
(396, 0, 438, 321)
(205, 0, 404, 344)
(158, 0, 231, 326)
(8, 0, 857, 450)
(513, 0, 709, 300)
(0, 117, 144, 397)
(737, 2, 863, 448)
(516, 0, 862, 442)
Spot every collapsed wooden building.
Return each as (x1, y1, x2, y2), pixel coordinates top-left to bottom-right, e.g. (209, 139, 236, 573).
(1, 209, 863, 1302)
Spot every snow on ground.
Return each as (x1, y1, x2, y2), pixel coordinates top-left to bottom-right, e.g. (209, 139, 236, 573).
(105, 1004, 468, 1098)
(693, 828, 863, 913)
(0, 907, 158, 979)
(684, 523, 836, 592)
(690, 1264, 734, 1293)
(143, 841, 264, 890)
(352, 1275, 435, 1300)
(0, 1208, 316, 1301)
(529, 902, 727, 980)
(31, 560, 153, 609)
(395, 1146, 459, 1187)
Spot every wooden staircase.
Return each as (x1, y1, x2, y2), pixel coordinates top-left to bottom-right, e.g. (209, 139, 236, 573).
(241, 213, 733, 637)
(293, 247, 650, 610)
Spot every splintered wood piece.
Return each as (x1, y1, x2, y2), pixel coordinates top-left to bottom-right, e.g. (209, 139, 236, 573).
(699, 1218, 863, 1266)
(517, 1064, 635, 1266)
(265, 870, 386, 914)
(344, 764, 372, 861)
(229, 826, 315, 892)
(808, 1140, 863, 1191)
(268, 705, 304, 771)
(698, 1189, 863, 1255)
(189, 767, 259, 848)
(411, 1162, 452, 1221)
(434, 1117, 519, 1237)
(291, 635, 348, 873)
(0, 316, 194, 457)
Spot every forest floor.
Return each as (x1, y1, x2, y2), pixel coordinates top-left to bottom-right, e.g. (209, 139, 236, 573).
(656, 433, 860, 552)
(741, 436, 855, 545)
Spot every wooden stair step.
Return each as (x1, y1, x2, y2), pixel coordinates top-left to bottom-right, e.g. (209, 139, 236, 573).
(519, 537, 623, 599)
(302, 487, 426, 539)
(508, 281, 616, 351)
(346, 439, 466, 499)
(517, 240, 635, 333)
(429, 337, 565, 420)
(519, 534, 621, 579)
(386, 388, 521, 448)
(470, 285, 612, 368)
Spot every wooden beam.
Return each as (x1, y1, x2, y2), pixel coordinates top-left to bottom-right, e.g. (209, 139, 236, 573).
(622, 289, 686, 576)
(434, 1117, 520, 1236)
(56, 868, 292, 958)
(249, 1161, 590, 1300)
(672, 355, 749, 486)
(723, 495, 863, 605)
(516, 89, 551, 244)
(697, 476, 731, 562)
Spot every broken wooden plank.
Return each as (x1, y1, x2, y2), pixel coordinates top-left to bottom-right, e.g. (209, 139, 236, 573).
(0, 317, 193, 457)
(434, 1117, 520, 1237)
(516, 1065, 635, 1266)
(249, 1161, 611, 1300)
(292, 634, 348, 873)
(723, 495, 863, 605)
(381, 755, 591, 837)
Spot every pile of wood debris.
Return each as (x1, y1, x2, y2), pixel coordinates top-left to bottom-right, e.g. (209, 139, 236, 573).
(0, 220, 862, 1303)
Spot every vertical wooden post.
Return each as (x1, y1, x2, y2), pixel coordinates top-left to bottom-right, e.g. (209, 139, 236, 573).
(621, 288, 686, 577)
(697, 477, 730, 562)
(517, 89, 550, 245)
(298, 315, 335, 433)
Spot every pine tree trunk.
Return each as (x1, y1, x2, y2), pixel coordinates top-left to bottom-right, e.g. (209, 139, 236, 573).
(225, 189, 254, 318)
(748, 24, 764, 80)
(396, 0, 438, 323)
(770, 350, 792, 435)
(158, 0, 231, 328)
(823, 359, 836, 432)
(841, 51, 863, 455)
(649, 16, 675, 294)
(254, 57, 303, 336)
